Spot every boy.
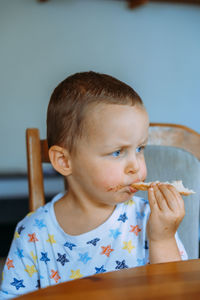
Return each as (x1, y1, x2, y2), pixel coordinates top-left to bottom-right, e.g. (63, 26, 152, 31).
(0, 72, 187, 298)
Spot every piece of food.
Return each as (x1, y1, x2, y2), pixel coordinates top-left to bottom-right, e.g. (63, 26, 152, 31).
(131, 180, 195, 196)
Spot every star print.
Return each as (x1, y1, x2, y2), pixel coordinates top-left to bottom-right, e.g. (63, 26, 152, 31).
(129, 225, 141, 236)
(109, 229, 121, 239)
(50, 269, 60, 283)
(137, 258, 146, 266)
(25, 265, 37, 277)
(122, 240, 135, 253)
(30, 251, 37, 263)
(70, 269, 83, 279)
(124, 199, 135, 205)
(33, 219, 46, 230)
(64, 242, 77, 250)
(141, 198, 149, 205)
(40, 252, 50, 264)
(26, 212, 34, 217)
(15, 248, 24, 258)
(136, 211, 145, 220)
(86, 238, 100, 246)
(6, 258, 14, 270)
(118, 213, 128, 223)
(78, 252, 92, 264)
(115, 260, 128, 270)
(28, 233, 39, 242)
(144, 240, 149, 250)
(11, 278, 25, 290)
(56, 253, 69, 266)
(101, 245, 114, 257)
(14, 231, 20, 239)
(46, 234, 56, 244)
(36, 279, 40, 288)
(17, 225, 25, 235)
(95, 265, 106, 274)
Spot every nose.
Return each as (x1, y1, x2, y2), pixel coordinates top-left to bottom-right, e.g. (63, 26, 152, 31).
(125, 155, 140, 175)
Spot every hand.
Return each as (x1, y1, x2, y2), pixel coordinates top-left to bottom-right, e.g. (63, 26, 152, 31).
(147, 183, 185, 243)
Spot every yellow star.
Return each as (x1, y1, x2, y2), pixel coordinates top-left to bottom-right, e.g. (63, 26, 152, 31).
(124, 199, 135, 206)
(2, 271, 4, 282)
(46, 234, 56, 244)
(14, 231, 20, 239)
(25, 265, 37, 277)
(30, 251, 37, 263)
(70, 269, 83, 279)
(122, 240, 135, 253)
(26, 212, 34, 217)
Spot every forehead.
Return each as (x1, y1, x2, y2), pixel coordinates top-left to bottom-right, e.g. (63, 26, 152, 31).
(84, 103, 149, 147)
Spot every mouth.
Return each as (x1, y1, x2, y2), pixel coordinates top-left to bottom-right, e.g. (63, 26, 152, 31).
(107, 183, 139, 194)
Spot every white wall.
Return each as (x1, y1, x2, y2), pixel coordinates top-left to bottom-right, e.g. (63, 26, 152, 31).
(1, 0, 200, 172)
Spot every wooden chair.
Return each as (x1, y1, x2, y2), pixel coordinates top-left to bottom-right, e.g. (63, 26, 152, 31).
(26, 123, 200, 211)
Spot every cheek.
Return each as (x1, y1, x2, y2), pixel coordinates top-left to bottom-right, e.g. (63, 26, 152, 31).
(139, 159, 147, 180)
(91, 164, 122, 190)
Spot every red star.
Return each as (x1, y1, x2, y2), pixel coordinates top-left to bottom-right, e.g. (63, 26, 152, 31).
(6, 258, 14, 270)
(130, 225, 141, 236)
(28, 233, 39, 242)
(101, 245, 114, 257)
(50, 269, 61, 283)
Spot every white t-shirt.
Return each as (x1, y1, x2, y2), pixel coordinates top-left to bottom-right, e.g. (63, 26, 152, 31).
(0, 193, 187, 299)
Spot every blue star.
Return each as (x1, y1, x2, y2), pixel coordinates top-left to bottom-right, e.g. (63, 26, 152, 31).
(115, 260, 128, 270)
(137, 258, 146, 266)
(95, 265, 106, 274)
(144, 240, 149, 250)
(141, 198, 149, 205)
(78, 252, 92, 264)
(64, 242, 77, 250)
(15, 248, 24, 258)
(40, 252, 50, 264)
(86, 238, 100, 246)
(136, 211, 145, 220)
(17, 225, 25, 235)
(36, 279, 40, 288)
(11, 278, 25, 290)
(33, 219, 46, 230)
(118, 213, 128, 223)
(109, 229, 121, 239)
(56, 253, 69, 266)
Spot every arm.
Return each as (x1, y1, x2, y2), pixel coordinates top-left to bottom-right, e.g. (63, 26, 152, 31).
(147, 183, 185, 264)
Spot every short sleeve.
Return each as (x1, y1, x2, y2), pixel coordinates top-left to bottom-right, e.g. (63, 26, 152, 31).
(0, 226, 39, 299)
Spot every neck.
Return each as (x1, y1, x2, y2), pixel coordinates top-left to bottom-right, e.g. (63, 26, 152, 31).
(54, 188, 116, 235)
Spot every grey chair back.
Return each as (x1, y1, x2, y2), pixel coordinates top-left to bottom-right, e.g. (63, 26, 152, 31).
(137, 145, 200, 259)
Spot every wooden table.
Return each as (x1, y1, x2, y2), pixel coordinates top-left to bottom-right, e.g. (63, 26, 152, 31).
(18, 259, 200, 299)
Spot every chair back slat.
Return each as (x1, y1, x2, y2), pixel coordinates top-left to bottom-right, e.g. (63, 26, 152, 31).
(26, 128, 45, 211)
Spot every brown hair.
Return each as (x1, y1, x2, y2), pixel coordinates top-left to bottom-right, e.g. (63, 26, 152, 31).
(47, 71, 143, 151)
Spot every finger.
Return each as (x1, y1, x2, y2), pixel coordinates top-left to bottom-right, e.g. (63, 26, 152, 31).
(148, 187, 159, 212)
(164, 184, 185, 211)
(153, 184, 169, 211)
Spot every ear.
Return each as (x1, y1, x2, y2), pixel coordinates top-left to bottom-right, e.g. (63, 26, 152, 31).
(48, 145, 72, 176)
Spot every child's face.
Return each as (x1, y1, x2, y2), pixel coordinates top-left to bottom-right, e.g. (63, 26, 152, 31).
(68, 103, 149, 206)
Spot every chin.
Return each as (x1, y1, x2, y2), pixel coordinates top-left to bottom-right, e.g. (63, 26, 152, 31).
(117, 193, 134, 204)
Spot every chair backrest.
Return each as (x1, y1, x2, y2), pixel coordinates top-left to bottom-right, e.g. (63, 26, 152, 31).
(26, 124, 200, 258)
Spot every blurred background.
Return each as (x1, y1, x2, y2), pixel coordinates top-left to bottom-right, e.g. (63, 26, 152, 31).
(0, 0, 200, 273)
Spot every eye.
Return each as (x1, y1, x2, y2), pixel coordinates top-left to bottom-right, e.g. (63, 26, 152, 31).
(136, 146, 145, 153)
(111, 150, 122, 157)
